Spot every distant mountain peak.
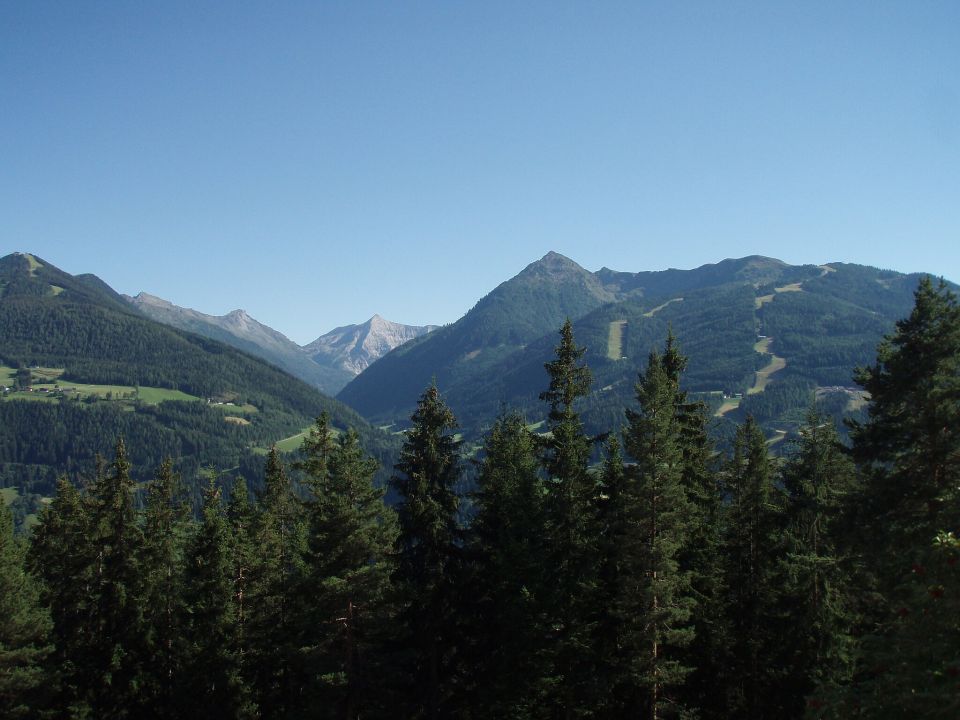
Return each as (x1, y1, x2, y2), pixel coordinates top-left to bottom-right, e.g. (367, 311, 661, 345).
(532, 250, 581, 269)
(305, 316, 437, 376)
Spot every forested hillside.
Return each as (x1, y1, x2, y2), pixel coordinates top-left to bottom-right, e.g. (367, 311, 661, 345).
(340, 253, 933, 449)
(3, 277, 957, 718)
(0, 253, 396, 507)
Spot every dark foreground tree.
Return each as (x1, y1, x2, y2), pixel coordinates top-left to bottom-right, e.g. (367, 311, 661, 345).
(539, 319, 597, 718)
(465, 411, 549, 719)
(823, 277, 960, 716)
(139, 458, 190, 717)
(776, 412, 856, 715)
(0, 500, 52, 718)
(391, 385, 463, 719)
(182, 481, 256, 718)
(296, 415, 397, 719)
(246, 447, 304, 718)
(722, 417, 783, 719)
(608, 347, 695, 719)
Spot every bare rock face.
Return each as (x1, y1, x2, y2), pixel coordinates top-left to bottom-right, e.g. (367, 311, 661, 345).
(304, 315, 437, 375)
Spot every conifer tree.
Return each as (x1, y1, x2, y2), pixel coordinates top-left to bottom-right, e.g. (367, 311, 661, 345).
(247, 447, 304, 718)
(466, 411, 549, 719)
(850, 276, 960, 582)
(721, 417, 783, 719)
(614, 348, 696, 719)
(84, 438, 147, 718)
(540, 319, 597, 718)
(183, 480, 256, 719)
(539, 319, 597, 718)
(0, 500, 52, 717)
(226, 476, 256, 674)
(295, 417, 398, 719)
(661, 333, 726, 719)
(775, 411, 856, 715)
(593, 434, 628, 716)
(391, 384, 463, 720)
(827, 277, 960, 715)
(139, 458, 190, 717)
(29, 475, 92, 715)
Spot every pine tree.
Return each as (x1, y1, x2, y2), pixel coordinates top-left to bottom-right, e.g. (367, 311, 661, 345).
(722, 417, 783, 719)
(593, 434, 628, 716)
(538, 319, 597, 718)
(661, 332, 727, 719)
(466, 411, 549, 719)
(850, 276, 960, 580)
(182, 480, 256, 719)
(295, 419, 398, 719)
(391, 384, 463, 720)
(29, 475, 93, 716)
(246, 447, 304, 718)
(613, 348, 696, 719)
(226, 475, 256, 679)
(84, 438, 147, 718)
(139, 458, 190, 717)
(825, 277, 960, 716)
(0, 500, 52, 717)
(776, 412, 856, 715)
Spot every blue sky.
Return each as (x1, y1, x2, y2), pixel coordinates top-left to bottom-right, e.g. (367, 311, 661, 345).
(2, 1, 957, 344)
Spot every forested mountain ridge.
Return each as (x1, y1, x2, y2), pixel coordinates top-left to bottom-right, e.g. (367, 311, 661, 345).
(0, 253, 395, 508)
(128, 292, 434, 394)
(338, 252, 946, 443)
(127, 291, 355, 395)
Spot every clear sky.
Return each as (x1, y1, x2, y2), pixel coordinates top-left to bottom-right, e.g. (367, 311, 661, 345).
(2, 1, 958, 344)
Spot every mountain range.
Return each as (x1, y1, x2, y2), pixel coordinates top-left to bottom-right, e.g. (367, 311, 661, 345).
(1, 248, 953, 516)
(336, 252, 941, 444)
(127, 292, 434, 395)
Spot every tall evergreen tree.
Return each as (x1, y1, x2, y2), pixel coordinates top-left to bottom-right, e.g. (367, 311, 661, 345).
(226, 475, 256, 679)
(722, 417, 783, 719)
(850, 276, 960, 581)
(84, 438, 147, 718)
(661, 332, 727, 719)
(776, 412, 857, 716)
(139, 458, 190, 717)
(466, 411, 549, 719)
(246, 447, 304, 718)
(0, 500, 52, 718)
(612, 347, 696, 719)
(295, 418, 398, 719)
(539, 319, 597, 718)
(182, 480, 256, 719)
(391, 384, 463, 720)
(29, 475, 93, 716)
(827, 277, 960, 716)
(592, 434, 628, 717)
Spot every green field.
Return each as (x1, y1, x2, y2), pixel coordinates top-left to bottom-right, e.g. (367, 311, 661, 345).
(136, 387, 201, 404)
(0, 365, 202, 406)
(277, 424, 344, 453)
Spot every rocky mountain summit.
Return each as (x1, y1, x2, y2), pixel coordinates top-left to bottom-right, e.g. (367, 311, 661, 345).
(304, 314, 437, 375)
